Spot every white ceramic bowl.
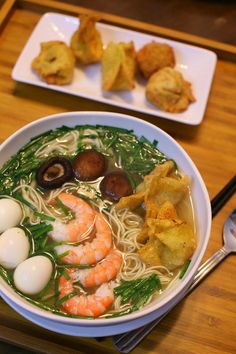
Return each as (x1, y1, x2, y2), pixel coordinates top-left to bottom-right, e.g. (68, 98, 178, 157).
(0, 111, 211, 336)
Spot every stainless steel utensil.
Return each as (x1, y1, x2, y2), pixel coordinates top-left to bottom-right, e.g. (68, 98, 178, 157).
(113, 208, 236, 353)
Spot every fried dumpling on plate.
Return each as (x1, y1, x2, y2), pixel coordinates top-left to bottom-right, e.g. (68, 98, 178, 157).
(137, 41, 175, 79)
(31, 40, 75, 85)
(145, 67, 195, 113)
(70, 14, 103, 64)
(102, 41, 136, 91)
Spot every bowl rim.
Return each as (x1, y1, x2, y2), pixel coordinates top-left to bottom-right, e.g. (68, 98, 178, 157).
(0, 111, 212, 326)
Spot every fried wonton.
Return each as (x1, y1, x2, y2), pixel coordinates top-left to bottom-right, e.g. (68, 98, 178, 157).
(31, 41, 75, 85)
(138, 238, 163, 266)
(136, 160, 175, 193)
(145, 175, 190, 214)
(157, 223, 196, 270)
(116, 160, 196, 270)
(116, 161, 175, 211)
(102, 41, 136, 91)
(147, 212, 181, 237)
(139, 175, 189, 243)
(155, 200, 178, 220)
(146, 67, 195, 113)
(137, 41, 175, 79)
(70, 14, 103, 64)
(137, 202, 180, 244)
(116, 160, 188, 225)
(114, 191, 145, 211)
(138, 214, 196, 270)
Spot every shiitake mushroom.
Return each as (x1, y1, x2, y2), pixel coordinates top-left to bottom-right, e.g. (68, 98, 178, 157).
(36, 157, 74, 189)
(100, 171, 133, 202)
(73, 149, 106, 181)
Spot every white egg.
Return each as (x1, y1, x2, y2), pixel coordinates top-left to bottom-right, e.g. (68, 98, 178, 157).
(0, 227, 30, 269)
(0, 198, 23, 233)
(13, 255, 53, 295)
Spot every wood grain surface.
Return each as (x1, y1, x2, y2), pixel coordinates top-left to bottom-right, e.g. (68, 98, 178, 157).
(0, 1, 236, 354)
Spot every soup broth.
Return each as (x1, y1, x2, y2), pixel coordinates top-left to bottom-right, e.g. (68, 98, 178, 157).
(0, 125, 196, 318)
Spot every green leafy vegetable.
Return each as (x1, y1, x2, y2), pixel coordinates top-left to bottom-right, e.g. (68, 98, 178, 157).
(14, 193, 37, 211)
(57, 264, 93, 269)
(61, 269, 71, 281)
(179, 259, 191, 279)
(55, 196, 69, 216)
(55, 291, 77, 306)
(114, 274, 162, 310)
(34, 212, 55, 222)
(57, 250, 70, 259)
(25, 222, 53, 252)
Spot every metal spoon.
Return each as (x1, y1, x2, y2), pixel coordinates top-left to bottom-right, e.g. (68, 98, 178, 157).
(113, 208, 236, 353)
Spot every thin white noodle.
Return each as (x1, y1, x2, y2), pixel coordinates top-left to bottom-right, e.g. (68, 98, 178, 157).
(12, 181, 63, 224)
(102, 206, 177, 315)
(35, 128, 108, 158)
(104, 206, 173, 285)
(36, 130, 79, 158)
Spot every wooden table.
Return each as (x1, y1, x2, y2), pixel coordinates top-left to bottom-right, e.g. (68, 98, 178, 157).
(0, 1, 236, 354)
(60, 0, 236, 46)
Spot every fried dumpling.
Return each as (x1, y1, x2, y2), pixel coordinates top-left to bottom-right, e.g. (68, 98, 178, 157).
(136, 160, 175, 193)
(31, 41, 75, 85)
(138, 210, 196, 270)
(116, 161, 175, 211)
(157, 223, 196, 270)
(70, 14, 103, 64)
(116, 159, 196, 271)
(137, 41, 175, 79)
(115, 191, 145, 211)
(102, 41, 136, 91)
(146, 67, 195, 113)
(138, 238, 163, 266)
(145, 175, 190, 213)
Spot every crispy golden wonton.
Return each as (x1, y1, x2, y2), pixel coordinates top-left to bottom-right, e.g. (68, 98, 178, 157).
(146, 67, 195, 113)
(116, 161, 196, 270)
(102, 42, 136, 91)
(70, 14, 103, 64)
(31, 41, 75, 85)
(137, 41, 175, 79)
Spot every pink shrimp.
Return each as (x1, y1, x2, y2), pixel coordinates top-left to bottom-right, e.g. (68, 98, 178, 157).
(59, 269, 114, 317)
(49, 193, 96, 242)
(74, 249, 122, 288)
(54, 210, 112, 265)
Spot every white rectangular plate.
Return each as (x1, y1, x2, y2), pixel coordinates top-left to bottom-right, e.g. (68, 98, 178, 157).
(12, 12, 217, 125)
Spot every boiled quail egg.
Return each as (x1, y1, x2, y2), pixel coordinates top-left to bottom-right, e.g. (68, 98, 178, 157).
(0, 198, 22, 233)
(0, 227, 30, 269)
(13, 255, 53, 295)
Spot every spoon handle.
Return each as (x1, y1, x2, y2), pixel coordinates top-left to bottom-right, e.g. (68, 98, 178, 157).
(113, 246, 230, 353)
(192, 246, 229, 288)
